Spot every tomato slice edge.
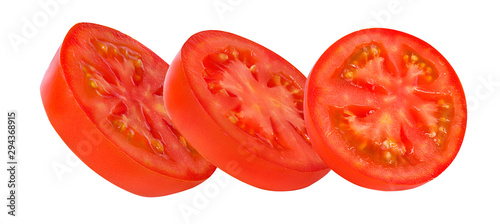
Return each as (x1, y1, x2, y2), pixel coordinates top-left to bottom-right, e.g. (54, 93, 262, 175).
(41, 48, 214, 197)
(306, 28, 467, 189)
(179, 30, 328, 172)
(58, 23, 215, 181)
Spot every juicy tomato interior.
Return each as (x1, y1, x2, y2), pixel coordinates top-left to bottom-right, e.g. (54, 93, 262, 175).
(61, 24, 214, 180)
(307, 29, 466, 186)
(183, 32, 326, 172)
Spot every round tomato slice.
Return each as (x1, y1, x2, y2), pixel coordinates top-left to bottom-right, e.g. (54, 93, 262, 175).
(163, 30, 329, 191)
(40, 23, 215, 197)
(305, 28, 467, 191)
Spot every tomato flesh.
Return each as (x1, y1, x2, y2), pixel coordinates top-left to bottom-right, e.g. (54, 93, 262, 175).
(200, 46, 314, 169)
(164, 30, 329, 191)
(305, 28, 467, 190)
(41, 23, 215, 196)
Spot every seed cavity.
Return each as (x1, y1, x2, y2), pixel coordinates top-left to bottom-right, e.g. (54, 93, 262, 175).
(337, 43, 390, 95)
(267, 74, 281, 87)
(109, 118, 144, 145)
(349, 44, 383, 68)
(412, 96, 454, 147)
(80, 63, 112, 96)
(329, 105, 423, 166)
(91, 38, 144, 86)
(111, 101, 128, 116)
(162, 119, 196, 154)
(403, 50, 438, 84)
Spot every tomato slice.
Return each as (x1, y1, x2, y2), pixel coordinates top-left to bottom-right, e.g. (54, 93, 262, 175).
(163, 30, 329, 191)
(305, 28, 467, 191)
(40, 23, 215, 197)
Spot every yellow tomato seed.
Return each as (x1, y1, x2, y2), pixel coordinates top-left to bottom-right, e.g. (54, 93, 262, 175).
(89, 80, 98, 89)
(411, 54, 418, 63)
(179, 136, 188, 147)
(249, 64, 257, 73)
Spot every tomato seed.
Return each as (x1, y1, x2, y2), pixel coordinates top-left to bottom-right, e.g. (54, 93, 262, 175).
(231, 49, 239, 59)
(403, 54, 409, 63)
(179, 136, 188, 148)
(370, 45, 380, 56)
(249, 65, 257, 73)
(109, 46, 118, 58)
(410, 54, 419, 63)
(150, 138, 164, 154)
(228, 115, 238, 124)
(425, 67, 433, 74)
(89, 79, 98, 89)
(343, 70, 354, 79)
(94, 40, 108, 56)
(217, 53, 229, 62)
(267, 75, 281, 87)
(419, 62, 426, 69)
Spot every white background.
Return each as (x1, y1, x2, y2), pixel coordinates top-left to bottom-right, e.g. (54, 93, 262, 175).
(1, 0, 499, 223)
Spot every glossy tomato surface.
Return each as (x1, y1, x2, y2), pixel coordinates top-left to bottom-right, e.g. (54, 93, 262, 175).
(164, 30, 329, 191)
(305, 28, 467, 191)
(41, 23, 215, 197)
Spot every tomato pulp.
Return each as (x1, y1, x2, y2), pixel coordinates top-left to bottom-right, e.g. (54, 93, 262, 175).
(305, 28, 467, 191)
(164, 30, 329, 191)
(41, 23, 215, 197)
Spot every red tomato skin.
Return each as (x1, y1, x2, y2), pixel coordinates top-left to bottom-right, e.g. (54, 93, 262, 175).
(41, 47, 209, 197)
(164, 51, 330, 191)
(304, 28, 467, 191)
